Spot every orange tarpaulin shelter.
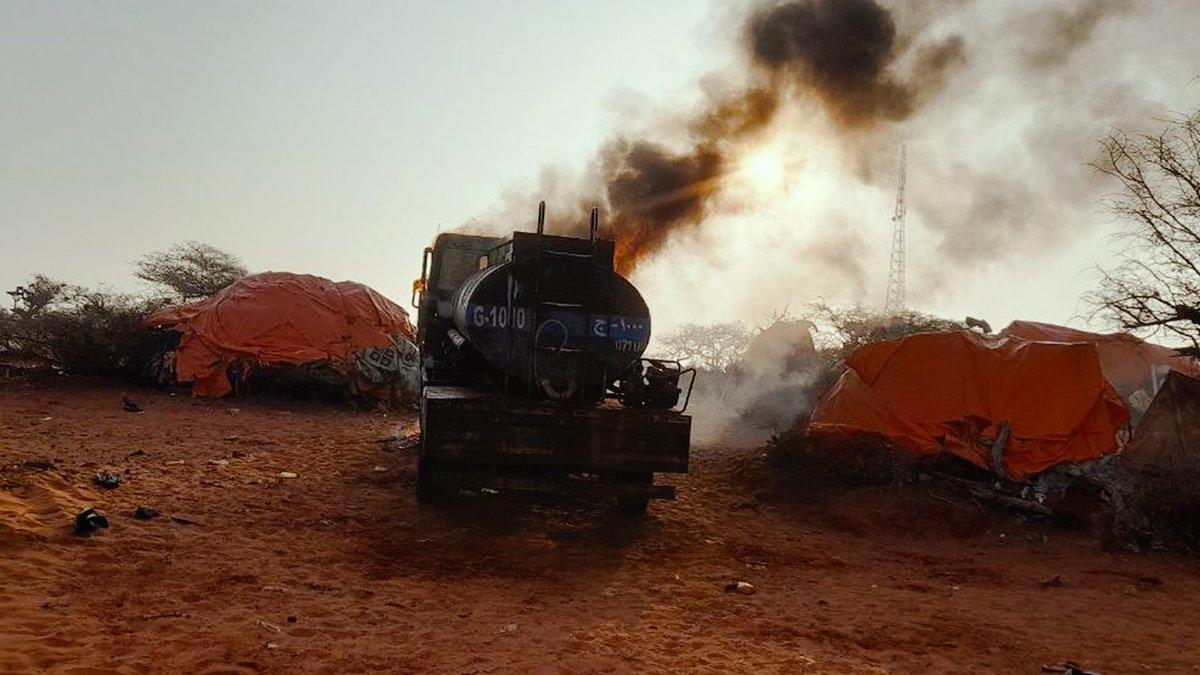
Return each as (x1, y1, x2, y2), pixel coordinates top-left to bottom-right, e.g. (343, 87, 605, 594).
(998, 320, 1199, 398)
(145, 272, 417, 398)
(809, 331, 1129, 480)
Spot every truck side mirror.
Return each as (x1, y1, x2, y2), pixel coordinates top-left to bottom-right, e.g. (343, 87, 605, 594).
(412, 246, 433, 308)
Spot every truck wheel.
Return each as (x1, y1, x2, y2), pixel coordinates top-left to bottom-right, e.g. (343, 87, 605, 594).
(615, 494, 650, 516)
(416, 461, 444, 503)
(612, 471, 652, 516)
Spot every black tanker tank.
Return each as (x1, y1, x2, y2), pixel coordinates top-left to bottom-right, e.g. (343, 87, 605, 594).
(449, 231, 651, 402)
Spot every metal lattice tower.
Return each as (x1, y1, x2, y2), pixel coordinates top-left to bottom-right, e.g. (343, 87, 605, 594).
(884, 143, 907, 315)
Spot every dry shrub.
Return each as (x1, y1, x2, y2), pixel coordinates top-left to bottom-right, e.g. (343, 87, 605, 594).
(1, 276, 166, 378)
(767, 426, 917, 487)
(808, 302, 965, 367)
(1118, 469, 1200, 551)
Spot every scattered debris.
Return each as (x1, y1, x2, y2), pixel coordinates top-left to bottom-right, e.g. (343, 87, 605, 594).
(965, 316, 992, 333)
(264, 642, 278, 650)
(22, 459, 56, 471)
(133, 506, 161, 520)
(1041, 663, 1101, 675)
(724, 581, 757, 595)
(169, 515, 202, 527)
(926, 473, 1053, 519)
(371, 465, 387, 472)
(261, 585, 288, 593)
(122, 397, 143, 413)
(224, 435, 240, 442)
(258, 619, 283, 633)
(927, 491, 964, 507)
(378, 432, 421, 453)
(136, 611, 186, 621)
(74, 508, 109, 536)
(498, 623, 519, 634)
(125, 449, 146, 459)
(279, 472, 298, 479)
(93, 471, 121, 490)
(231, 450, 246, 459)
(208, 459, 229, 466)
(164, 460, 185, 466)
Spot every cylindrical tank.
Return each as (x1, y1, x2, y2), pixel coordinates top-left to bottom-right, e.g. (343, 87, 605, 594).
(451, 253, 651, 402)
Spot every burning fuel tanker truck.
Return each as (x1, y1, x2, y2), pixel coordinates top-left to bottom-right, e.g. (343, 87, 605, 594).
(411, 204, 693, 513)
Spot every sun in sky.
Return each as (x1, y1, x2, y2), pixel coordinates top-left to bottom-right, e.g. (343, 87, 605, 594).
(739, 144, 787, 194)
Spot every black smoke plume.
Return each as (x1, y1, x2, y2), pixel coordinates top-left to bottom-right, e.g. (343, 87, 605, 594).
(746, 0, 910, 126)
(599, 88, 779, 272)
(588, 0, 962, 272)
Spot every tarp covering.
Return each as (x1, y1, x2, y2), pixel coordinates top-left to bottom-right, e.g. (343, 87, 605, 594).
(998, 321, 1199, 398)
(145, 272, 417, 398)
(1123, 371, 1200, 473)
(809, 331, 1129, 480)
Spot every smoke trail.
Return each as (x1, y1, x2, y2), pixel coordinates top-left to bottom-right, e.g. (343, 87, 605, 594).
(597, 89, 779, 273)
(1023, 0, 1134, 69)
(600, 141, 723, 275)
(745, 0, 912, 126)
(476, 0, 1182, 325)
(903, 0, 1162, 287)
(584, 0, 962, 273)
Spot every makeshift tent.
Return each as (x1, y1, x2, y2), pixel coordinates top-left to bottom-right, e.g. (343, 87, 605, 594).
(145, 272, 418, 399)
(998, 321, 1198, 398)
(1123, 371, 1200, 473)
(809, 331, 1129, 480)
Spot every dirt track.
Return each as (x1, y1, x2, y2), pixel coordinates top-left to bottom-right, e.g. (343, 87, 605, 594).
(2, 379, 1199, 674)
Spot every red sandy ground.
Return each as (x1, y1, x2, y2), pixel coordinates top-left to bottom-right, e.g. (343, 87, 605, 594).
(1, 378, 1198, 674)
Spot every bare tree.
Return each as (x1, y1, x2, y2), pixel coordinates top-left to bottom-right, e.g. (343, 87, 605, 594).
(657, 322, 752, 373)
(6, 275, 70, 318)
(1088, 109, 1200, 356)
(134, 241, 248, 302)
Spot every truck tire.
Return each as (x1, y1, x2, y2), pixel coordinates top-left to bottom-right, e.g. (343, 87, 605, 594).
(615, 494, 650, 516)
(612, 471, 652, 516)
(416, 460, 445, 503)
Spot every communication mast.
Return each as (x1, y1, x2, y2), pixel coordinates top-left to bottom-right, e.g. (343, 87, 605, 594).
(883, 143, 907, 315)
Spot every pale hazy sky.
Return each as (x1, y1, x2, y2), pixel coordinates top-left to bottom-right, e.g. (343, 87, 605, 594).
(3, 1, 1199, 337)
(1, 1, 715, 305)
